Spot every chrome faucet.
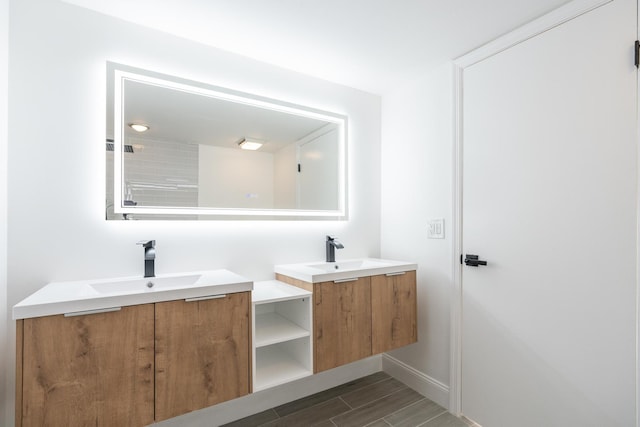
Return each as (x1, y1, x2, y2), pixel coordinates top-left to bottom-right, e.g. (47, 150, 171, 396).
(325, 235, 344, 263)
(136, 240, 156, 278)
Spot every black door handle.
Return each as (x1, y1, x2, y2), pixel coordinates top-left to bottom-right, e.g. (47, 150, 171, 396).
(464, 254, 487, 267)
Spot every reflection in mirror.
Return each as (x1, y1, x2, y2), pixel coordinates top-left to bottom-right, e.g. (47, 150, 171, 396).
(106, 63, 347, 220)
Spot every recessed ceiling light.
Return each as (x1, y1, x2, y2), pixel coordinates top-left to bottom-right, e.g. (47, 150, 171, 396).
(238, 138, 263, 150)
(129, 123, 149, 132)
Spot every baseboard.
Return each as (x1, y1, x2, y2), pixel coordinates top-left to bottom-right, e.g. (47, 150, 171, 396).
(382, 353, 449, 409)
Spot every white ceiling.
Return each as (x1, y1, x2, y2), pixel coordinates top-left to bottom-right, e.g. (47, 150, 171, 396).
(118, 78, 332, 153)
(64, 0, 572, 95)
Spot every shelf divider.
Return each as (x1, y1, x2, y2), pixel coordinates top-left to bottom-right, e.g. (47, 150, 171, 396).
(255, 312, 310, 348)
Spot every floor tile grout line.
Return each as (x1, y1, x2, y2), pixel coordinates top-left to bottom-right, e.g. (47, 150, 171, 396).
(234, 373, 413, 427)
(370, 418, 395, 427)
(328, 398, 349, 426)
(334, 374, 394, 399)
(328, 387, 420, 426)
(273, 373, 393, 419)
(367, 374, 394, 386)
(272, 392, 349, 421)
(336, 376, 396, 402)
(275, 398, 351, 426)
(388, 396, 427, 413)
(270, 390, 363, 426)
(362, 418, 390, 427)
(380, 396, 430, 424)
(338, 395, 353, 410)
(336, 373, 391, 391)
(254, 408, 281, 427)
(415, 410, 450, 427)
(345, 385, 412, 411)
(307, 377, 398, 415)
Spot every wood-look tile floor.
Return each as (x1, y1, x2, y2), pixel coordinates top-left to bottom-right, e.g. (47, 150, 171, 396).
(222, 372, 470, 427)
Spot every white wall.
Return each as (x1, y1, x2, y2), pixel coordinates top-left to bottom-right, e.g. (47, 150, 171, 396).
(6, 0, 381, 424)
(1, 0, 8, 424)
(381, 64, 454, 403)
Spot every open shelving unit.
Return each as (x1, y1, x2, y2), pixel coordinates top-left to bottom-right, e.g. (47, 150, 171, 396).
(252, 280, 313, 392)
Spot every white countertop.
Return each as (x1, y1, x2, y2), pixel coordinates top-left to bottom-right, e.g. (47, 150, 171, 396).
(13, 269, 253, 320)
(252, 280, 312, 304)
(274, 257, 417, 283)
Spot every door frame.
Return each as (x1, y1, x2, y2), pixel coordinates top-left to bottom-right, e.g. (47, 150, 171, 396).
(449, 0, 617, 418)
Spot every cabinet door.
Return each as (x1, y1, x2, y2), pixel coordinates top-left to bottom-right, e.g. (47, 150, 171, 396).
(155, 292, 251, 421)
(314, 277, 371, 373)
(20, 305, 155, 427)
(371, 271, 417, 354)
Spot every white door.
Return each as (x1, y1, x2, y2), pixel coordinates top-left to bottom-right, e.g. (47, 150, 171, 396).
(461, 1, 637, 426)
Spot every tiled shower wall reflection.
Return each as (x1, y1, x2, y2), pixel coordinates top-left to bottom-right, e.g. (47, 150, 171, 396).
(106, 138, 198, 219)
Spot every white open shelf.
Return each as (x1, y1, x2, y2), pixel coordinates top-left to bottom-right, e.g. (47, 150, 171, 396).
(255, 312, 310, 348)
(254, 342, 312, 392)
(252, 280, 313, 392)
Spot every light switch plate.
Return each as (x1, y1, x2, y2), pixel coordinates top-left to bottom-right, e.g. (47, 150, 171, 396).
(427, 218, 445, 239)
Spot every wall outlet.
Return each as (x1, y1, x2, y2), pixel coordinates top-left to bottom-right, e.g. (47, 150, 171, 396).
(427, 219, 445, 239)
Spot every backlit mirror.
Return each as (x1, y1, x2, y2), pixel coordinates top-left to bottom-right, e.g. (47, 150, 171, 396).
(106, 62, 347, 220)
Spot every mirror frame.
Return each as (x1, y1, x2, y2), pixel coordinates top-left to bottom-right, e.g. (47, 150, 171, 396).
(108, 62, 348, 220)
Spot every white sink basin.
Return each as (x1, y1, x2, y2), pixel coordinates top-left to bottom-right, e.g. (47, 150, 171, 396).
(305, 259, 393, 273)
(275, 258, 417, 283)
(90, 274, 201, 295)
(13, 270, 253, 320)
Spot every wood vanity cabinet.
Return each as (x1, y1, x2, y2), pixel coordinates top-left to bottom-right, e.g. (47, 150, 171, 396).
(371, 271, 417, 354)
(155, 292, 252, 421)
(313, 277, 372, 372)
(16, 305, 155, 427)
(277, 270, 417, 373)
(15, 292, 251, 427)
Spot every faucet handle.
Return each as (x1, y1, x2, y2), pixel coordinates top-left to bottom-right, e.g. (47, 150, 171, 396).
(137, 240, 155, 248)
